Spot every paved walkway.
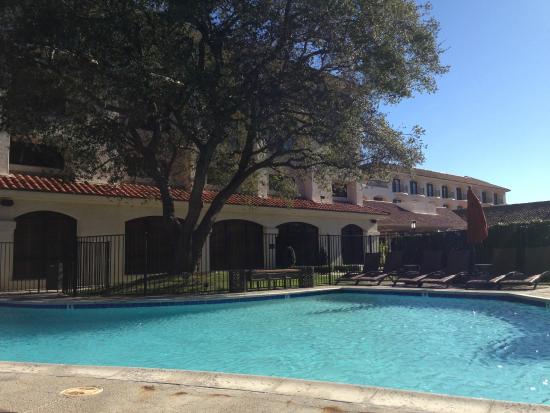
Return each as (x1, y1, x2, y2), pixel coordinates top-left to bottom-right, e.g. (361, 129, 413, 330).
(1, 363, 549, 413)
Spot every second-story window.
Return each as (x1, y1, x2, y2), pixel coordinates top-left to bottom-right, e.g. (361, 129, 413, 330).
(392, 178, 401, 193)
(456, 187, 463, 201)
(426, 183, 434, 197)
(441, 185, 449, 199)
(409, 181, 418, 195)
(9, 141, 64, 169)
(482, 191, 488, 203)
(493, 193, 499, 205)
(332, 182, 348, 198)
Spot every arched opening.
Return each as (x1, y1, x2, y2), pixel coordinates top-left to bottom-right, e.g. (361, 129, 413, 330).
(276, 222, 319, 266)
(125, 216, 180, 275)
(341, 224, 364, 264)
(210, 220, 264, 270)
(14, 211, 77, 289)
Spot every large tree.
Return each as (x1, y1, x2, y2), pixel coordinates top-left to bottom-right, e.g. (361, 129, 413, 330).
(0, 0, 446, 272)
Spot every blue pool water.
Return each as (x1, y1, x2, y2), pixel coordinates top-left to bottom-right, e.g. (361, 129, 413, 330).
(1, 293, 549, 404)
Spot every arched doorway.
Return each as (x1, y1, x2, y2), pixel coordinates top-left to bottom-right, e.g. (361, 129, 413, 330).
(341, 224, 364, 265)
(13, 211, 77, 289)
(125, 216, 180, 275)
(210, 220, 264, 270)
(276, 222, 319, 266)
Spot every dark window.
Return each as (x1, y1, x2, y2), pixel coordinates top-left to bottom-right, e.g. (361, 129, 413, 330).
(9, 141, 64, 169)
(392, 179, 401, 193)
(441, 186, 449, 199)
(341, 225, 364, 265)
(125, 216, 180, 275)
(392, 199, 401, 204)
(443, 204, 449, 208)
(332, 182, 348, 198)
(456, 187, 463, 201)
(210, 220, 263, 270)
(409, 181, 418, 195)
(493, 193, 499, 205)
(426, 183, 434, 197)
(482, 192, 488, 203)
(373, 196, 384, 201)
(456, 205, 464, 210)
(276, 222, 319, 266)
(13, 212, 76, 287)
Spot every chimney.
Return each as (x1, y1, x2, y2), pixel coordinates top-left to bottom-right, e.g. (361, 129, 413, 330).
(0, 132, 9, 175)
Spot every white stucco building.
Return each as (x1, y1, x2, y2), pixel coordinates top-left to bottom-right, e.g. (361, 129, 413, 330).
(0, 134, 385, 289)
(364, 168, 509, 213)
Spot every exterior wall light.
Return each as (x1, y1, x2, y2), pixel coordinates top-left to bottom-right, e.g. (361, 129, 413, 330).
(410, 220, 416, 231)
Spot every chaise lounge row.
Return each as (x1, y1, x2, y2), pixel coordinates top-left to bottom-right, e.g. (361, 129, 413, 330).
(336, 248, 550, 290)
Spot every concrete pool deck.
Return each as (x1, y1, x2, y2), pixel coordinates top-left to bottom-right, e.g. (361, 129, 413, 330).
(1, 285, 550, 412)
(1, 284, 549, 307)
(1, 362, 550, 413)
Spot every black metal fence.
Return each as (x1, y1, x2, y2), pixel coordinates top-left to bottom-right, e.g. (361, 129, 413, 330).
(0, 233, 382, 296)
(389, 221, 550, 273)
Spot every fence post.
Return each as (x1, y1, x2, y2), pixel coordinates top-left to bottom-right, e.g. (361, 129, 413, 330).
(144, 231, 148, 296)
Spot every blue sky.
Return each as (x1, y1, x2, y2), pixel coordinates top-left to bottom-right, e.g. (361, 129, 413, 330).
(383, 0, 550, 204)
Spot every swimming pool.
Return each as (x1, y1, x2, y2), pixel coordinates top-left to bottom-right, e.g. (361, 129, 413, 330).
(0, 292, 549, 404)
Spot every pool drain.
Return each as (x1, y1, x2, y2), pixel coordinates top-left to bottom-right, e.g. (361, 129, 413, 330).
(60, 386, 103, 397)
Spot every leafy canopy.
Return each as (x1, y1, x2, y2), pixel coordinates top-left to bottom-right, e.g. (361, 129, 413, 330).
(0, 0, 447, 269)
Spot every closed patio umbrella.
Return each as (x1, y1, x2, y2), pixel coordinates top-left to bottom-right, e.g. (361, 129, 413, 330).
(467, 187, 488, 269)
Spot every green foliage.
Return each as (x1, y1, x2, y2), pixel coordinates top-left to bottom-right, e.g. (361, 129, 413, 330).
(0, 0, 447, 269)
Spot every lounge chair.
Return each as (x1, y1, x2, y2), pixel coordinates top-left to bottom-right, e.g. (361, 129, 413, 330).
(352, 251, 404, 285)
(498, 246, 550, 290)
(465, 248, 517, 290)
(418, 249, 471, 288)
(392, 250, 444, 287)
(465, 272, 511, 289)
(497, 271, 550, 290)
(335, 253, 381, 284)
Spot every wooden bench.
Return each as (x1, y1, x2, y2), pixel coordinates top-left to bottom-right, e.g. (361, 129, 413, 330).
(247, 268, 303, 290)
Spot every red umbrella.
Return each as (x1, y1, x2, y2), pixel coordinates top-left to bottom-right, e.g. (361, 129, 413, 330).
(467, 187, 488, 244)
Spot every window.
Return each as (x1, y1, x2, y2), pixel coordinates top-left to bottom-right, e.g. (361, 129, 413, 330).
(125, 216, 182, 275)
(13, 212, 76, 288)
(456, 187, 463, 201)
(331, 182, 348, 198)
(493, 193, 499, 205)
(276, 222, 319, 266)
(442, 204, 449, 208)
(341, 225, 364, 265)
(392, 178, 401, 193)
(373, 196, 384, 201)
(441, 186, 449, 199)
(9, 141, 64, 169)
(426, 183, 434, 197)
(210, 220, 264, 270)
(392, 199, 402, 204)
(409, 181, 418, 195)
(482, 191, 488, 203)
(456, 205, 464, 210)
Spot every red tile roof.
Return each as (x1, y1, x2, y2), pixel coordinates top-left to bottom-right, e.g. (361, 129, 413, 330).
(365, 201, 467, 233)
(409, 168, 509, 191)
(454, 201, 550, 227)
(0, 174, 387, 216)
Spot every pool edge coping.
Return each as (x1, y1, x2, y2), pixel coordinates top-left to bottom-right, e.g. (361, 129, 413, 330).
(0, 285, 549, 309)
(0, 361, 548, 412)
